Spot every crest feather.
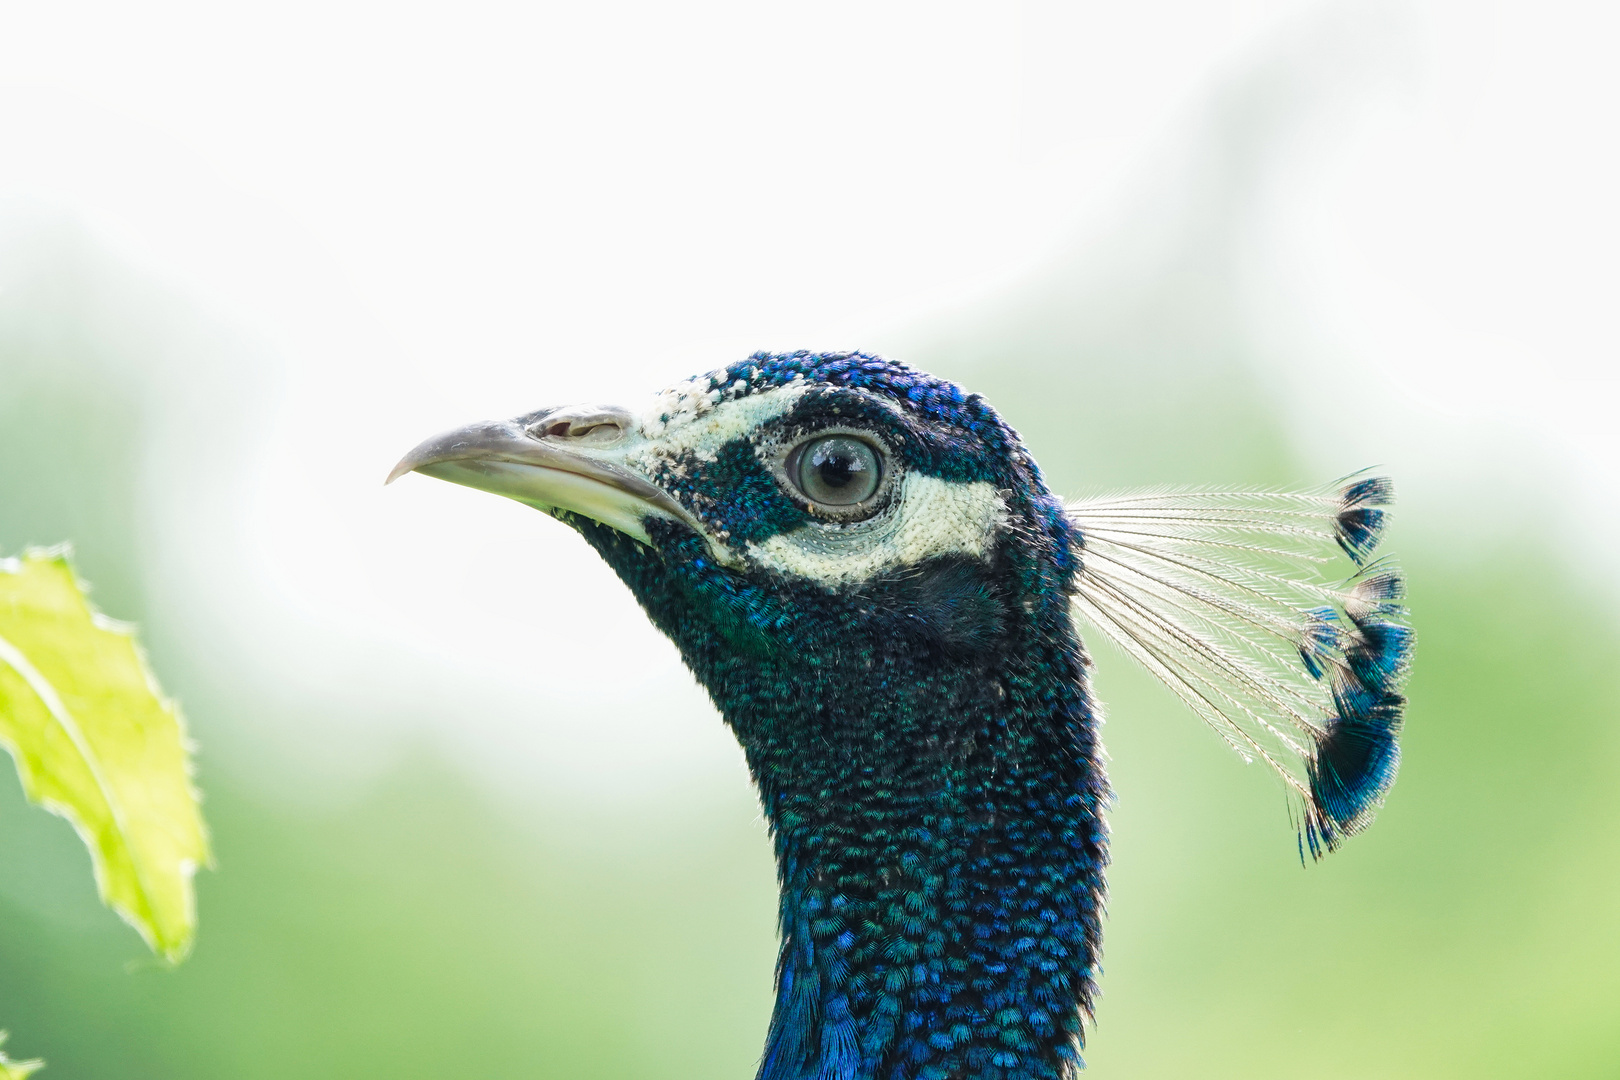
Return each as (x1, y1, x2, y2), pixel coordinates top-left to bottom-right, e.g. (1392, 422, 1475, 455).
(1067, 473, 1412, 856)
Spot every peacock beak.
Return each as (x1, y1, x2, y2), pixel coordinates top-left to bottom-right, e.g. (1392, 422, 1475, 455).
(386, 404, 691, 544)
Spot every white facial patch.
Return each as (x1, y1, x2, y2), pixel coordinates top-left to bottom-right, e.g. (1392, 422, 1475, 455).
(745, 474, 1007, 587)
(637, 379, 810, 462)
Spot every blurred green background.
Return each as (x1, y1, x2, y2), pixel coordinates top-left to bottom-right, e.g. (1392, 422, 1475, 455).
(4, 2, 1619, 1077)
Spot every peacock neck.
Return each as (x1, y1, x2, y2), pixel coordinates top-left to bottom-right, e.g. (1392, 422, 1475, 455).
(734, 601, 1109, 1080)
(583, 522, 1109, 1079)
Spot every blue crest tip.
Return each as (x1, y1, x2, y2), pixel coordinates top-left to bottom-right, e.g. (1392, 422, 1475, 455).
(1305, 558, 1413, 857)
(1333, 476, 1395, 566)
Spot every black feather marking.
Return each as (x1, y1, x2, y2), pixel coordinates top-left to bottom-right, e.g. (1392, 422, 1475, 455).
(859, 557, 1008, 660)
(1333, 476, 1395, 566)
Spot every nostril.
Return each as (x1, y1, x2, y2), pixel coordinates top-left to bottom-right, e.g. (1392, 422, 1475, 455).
(525, 404, 634, 445)
(531, 418, 625, 443)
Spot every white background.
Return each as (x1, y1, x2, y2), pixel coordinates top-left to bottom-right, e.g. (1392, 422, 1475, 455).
(1, 0, 1614, 804)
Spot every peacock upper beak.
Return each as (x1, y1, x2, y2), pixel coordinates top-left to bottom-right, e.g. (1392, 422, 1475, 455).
(386, 403, 690, 544)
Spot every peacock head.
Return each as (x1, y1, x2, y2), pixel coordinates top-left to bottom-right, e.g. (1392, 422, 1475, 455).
(389, 351, 1081, 688)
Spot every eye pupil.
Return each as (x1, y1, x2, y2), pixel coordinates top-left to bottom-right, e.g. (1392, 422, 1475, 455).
(794, 436, 882, 507)
(812, 447, 858, 487)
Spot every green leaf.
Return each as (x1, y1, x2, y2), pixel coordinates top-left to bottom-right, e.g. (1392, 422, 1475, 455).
(0, 1032, 43, 1079)
(0, 548, 210, 962)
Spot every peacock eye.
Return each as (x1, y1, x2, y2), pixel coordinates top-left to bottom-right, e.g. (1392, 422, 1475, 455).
(789, 435, 883, 507)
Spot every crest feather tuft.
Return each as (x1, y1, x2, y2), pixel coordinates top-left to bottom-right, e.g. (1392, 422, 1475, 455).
(1067, 472, 1412, 856)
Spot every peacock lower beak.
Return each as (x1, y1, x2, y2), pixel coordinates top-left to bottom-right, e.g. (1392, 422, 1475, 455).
(386, 405, 688, 544)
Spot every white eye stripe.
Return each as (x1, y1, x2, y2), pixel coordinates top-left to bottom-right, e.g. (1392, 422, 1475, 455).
(745, 475, 1006, 587)
(636, 382, 811, 462)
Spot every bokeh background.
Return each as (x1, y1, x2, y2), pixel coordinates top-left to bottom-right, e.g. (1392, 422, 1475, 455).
(2, 1, 1617, 1076)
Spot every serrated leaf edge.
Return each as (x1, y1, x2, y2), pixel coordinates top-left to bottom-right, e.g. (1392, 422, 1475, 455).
(0, 547, 207, 962)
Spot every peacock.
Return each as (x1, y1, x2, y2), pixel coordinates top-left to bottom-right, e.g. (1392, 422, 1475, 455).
(388, 350, 1411, 1079)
